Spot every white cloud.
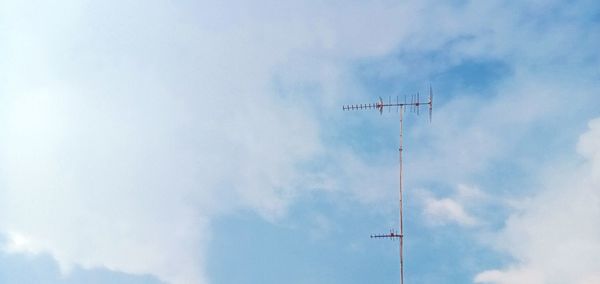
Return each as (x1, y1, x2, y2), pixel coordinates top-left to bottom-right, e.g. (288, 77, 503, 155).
(474, 268, 544, 284)
(419, 184, 484, 227)
(0, 0, 441, 282)
(424, 197, 478, 226)
(0, 1, 327, 283)
(577, 118, 600, 180)
(474, 117, 600, 284)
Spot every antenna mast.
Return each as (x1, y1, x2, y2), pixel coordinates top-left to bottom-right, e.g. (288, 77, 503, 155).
(342, 85, 433, 284)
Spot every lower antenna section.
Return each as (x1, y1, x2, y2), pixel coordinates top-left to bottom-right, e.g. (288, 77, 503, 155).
(370, 229, 402, 239)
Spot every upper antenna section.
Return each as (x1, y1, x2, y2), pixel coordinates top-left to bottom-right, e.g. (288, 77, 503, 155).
(342, 85, 434, 122)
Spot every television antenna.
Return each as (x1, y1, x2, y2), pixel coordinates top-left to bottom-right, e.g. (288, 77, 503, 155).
(342, 85, 433, 284)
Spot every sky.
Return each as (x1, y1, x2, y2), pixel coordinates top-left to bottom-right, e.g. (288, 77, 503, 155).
(0, 1, 599, 283)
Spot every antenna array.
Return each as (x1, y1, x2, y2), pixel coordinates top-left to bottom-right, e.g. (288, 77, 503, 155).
(343, 85, 433, 121)
(342, 85, 433, 284)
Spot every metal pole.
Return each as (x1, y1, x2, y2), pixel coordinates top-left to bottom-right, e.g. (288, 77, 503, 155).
(399, 106, 404, 284)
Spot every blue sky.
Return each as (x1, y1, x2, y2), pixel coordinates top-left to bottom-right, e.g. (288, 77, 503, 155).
(1, 1, 600, 284)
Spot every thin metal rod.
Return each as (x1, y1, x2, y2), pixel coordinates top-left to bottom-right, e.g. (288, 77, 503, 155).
(399, 106, 404, 284)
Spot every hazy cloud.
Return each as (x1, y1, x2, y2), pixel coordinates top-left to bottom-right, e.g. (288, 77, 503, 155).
(474, 117, 600, 284)
(418, 184, 484, 227)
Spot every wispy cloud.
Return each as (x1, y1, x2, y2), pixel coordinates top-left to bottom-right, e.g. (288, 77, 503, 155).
(474, 118, 600, 284)
(0, 1, 326, 282)
(424, 197, 478, 226)
(418, 184, 485, 227)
